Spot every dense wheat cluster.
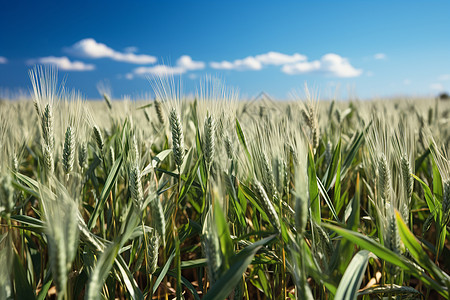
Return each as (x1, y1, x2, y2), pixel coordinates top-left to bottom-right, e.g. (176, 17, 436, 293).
(1, 67, 450, 299)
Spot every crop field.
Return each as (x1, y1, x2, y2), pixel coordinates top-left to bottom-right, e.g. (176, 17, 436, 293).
(1, 68, 450, 300)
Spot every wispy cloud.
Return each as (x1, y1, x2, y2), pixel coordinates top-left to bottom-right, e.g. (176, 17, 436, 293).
(255, 52, 307, 65)
(438, 74, 450, 81)
(28, 56, 95, 71)
(210, 52, 361, 77)
(210, 51, 306, 71)
(176, 55, 205, 71)
(430, 83, 444, 91)
(65, 38, 157, 64)
(0, 56, 7, 64)
(129, 55, 205, 78)
(210, 56, 262, 71)
(374, 53, 386, 60)
(282, 53, 362, 78)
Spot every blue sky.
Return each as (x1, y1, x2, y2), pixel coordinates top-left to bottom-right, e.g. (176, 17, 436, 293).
(0, 1, 449, 99)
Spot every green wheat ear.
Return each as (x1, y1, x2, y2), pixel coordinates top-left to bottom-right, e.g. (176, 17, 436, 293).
(378, 153, 391, 202)
(151, 196, 166, 247)
(78, 142, 87, 169)
(203, 114, 216, 166)
(129, 164, 143, 206)
(147, 232, 160, 275)
(103, 93, 112, 110)
(93, 125, 104, 151)
(254, 179, 281, 232)
(43, 144, 54, 175)
(169, 107, 184, 169)
(63, 126, 75, 174)
(401, 153, 413, 200)
(154, 99, 165, 125)
(41, 103, 55, 150)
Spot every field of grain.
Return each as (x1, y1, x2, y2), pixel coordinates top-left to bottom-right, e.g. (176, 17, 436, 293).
(1, 68, 450, 299)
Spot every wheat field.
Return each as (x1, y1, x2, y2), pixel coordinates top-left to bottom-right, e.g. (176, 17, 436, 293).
(1, 67, 450, 299)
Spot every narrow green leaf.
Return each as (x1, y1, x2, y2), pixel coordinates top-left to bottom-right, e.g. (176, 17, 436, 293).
(152, 250, 176, 294)
(395, 210, 450, 286)
(308, 147, 320, 224)
(323, 223, 448, 298)
(203, 235, 276, 300)
(36, 278, 52, 300)
(235, 118, 252, 164)
(334, 152, 342, 214)
(13, 252, 35, 300)
(88, 155, 123, 229)
(324, 138, 341, 190)
(412, 174, 437, 218)
(335, 250, 373, 300)
(214, 202, 234, 269)
(317, 176, 339, 222)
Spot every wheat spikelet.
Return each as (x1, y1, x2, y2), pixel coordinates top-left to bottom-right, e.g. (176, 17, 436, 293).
(378, 153, 391, 202)
(401, 154, 413, 200)
(147, 232, 159, 274)
(169, 107, 184, 169)
(109, 146, 115, 165)
(131, 135, 139, 162)
(43, 144, 54, 174)
(41, 103, 55, 149)
(154, 99, 165, 125)
(78, 142, 87, 169)
(203, 114, 216, 166)
(151, 196, 166, 246)
(224, 133, 233, 160)
(274, 157, 287, 194)
(62, 126, 75, 174)
(254, 179, 281, 232)
(93, 125, 104, 151)
(261, 152, 277, 200)
(129, 164, 143, 206)
(103, 93, 112, 110)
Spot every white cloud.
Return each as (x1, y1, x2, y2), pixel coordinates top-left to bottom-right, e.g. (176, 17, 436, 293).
(403, 79, 411, 85)
(282, 60, 321, 74)
(321, 53, 362, 77)
(210, 52, 361, 77)
(430, 83, 444, 91)
(254, 52, 307, 65)
(134, 65, 185, 76)
(125, 73, 134, 80)
(374, 53, 386, 60)
(29, 56, 95, 71)
(366, 71, 374, 77)
(66, 38, 157, 64)
(210, 52, 306, 71)
(177, 55, 205, 70)
(0, 56, 7, 64)
(438, 74, 450, 81)
(131, 55, 205, 77)
(210, 56, 262, 71)
(282, 53, 362, 78)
